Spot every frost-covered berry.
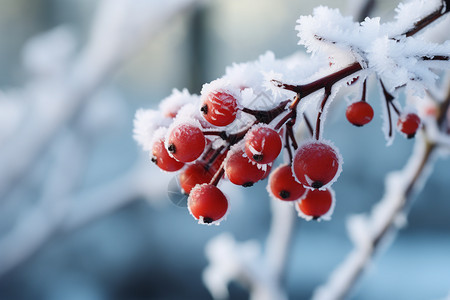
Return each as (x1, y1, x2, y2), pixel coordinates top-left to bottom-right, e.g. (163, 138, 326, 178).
(269, 164, 306, 201)
(346, 101, 374, 127)
(179, 163, 215, 194)
(397, 113, 421, 138)
(292, 140, 341, 189)
(167, 123, 205, 162)
(151, 139, 185, 172)
(200, 91, 238, 126)
(188, 184, 228, 224)
(225, 148, 268, 187)
(296, 188, 334, 220)
(245, 125, 282, 164)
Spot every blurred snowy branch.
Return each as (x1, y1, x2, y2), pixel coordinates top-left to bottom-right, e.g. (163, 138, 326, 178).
(312, 80, 450, 300)
(0, 0, 203, 277)
(203, 198, 295, 300)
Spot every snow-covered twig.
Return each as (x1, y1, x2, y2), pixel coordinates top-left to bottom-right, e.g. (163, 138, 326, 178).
(0, 155, 160, 277)
(312, 88, 450, 300)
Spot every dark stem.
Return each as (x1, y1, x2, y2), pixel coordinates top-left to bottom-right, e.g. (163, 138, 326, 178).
(404, 2, 447, 37)
(381, 81, 394, 138)
(361, 78, 367, 102)
(210, 165, 225, 187)
(315, 87, 332, 140)
(204, 145, 225, 171)
(272, 62, 363, 100)
(421, 55, 450, 61)
(286, 121, 298, 150)
(284, 129, 294, 163)
(274, 110, 294, 131)
(303, 113, 314, 137)
(242, 100, 290, 124)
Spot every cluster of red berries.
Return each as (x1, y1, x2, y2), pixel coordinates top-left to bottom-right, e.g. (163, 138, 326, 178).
(144, 67, 422, 225)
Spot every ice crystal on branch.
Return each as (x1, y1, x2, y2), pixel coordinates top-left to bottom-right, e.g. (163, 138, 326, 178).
(296, 0, 450, 95)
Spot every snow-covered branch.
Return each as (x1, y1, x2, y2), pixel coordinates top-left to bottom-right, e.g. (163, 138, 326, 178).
(312, 82, 450, 300)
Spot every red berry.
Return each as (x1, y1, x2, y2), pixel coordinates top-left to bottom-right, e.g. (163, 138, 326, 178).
(297, 189, 334, 220)
(179, 163, 215, 194)
(201, 91, 238, 126)
(269, 164, 306, 201)
(292, 141, 341, 189)
(188, 184, 228, 224)
(167, 123, 205, 162)
(346, 101, 374, 127)
(225, 149, 267, 187)
(151, 139, 184, 172)
(245, 125, 282, 164)
(397, 113, 421, 138)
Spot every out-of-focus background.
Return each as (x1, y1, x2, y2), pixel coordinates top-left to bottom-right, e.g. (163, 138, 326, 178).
(0, 0, 449, 299)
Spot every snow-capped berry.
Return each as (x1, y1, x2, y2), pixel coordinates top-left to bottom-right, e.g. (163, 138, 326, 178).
(293, 140, 341, 189)
(167, 123, 205, 162)
(200, 91, 238, 126)
(179, 163, 216, 194)
(188, 184, 228, 224)
(269, 164, 306, 201)
(346, 101, 374, 127)
(397, 113, 421, 138)
(296, 189, 333, 220)
(245, 125, 282, 164)
(225, 149, 267, 187)
(151, 139, 184, 172)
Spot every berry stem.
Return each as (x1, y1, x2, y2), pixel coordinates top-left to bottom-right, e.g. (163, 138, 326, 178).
(315, 87, 332, 140)
(403, 1, 449, 37)
(286, 121, 298, 150)
(380, 80, 400, 138)
(204, 145, 225, 171)
(303, 113, 314, 137)
(241, 100, 290, 124)
(210, 164, 225, 187)
(284, 128, 294, 163)
(361, 78, 367, 102)
(272, 62, 363, 100)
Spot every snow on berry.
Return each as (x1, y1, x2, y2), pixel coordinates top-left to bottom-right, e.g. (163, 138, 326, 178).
(296, 188, 336, 221)
(133, 109, 171, 151)
(346, 101, 374, 127)
(188, 184, 229, 225)
(292, 139, 343, 190)
(268, 164, 307, 201)
(166, 123, 206, 163)
(159, 88, 199, 118)
(244, 124, 282, 164)
(397, 112, 421, 138)
(200, 84, 239, 127)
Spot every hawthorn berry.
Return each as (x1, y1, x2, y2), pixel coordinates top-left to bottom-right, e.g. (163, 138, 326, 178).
(201, 91, 238, 126)
(167, 123, 205, 162)
(151, 139, 184, 172)
(188, 184, 228, 224)
(179, 163, 215, 194)
(245, 125, 282, 164)
(346, 101, 374, 127)
(225, 148, 268, 187)
(397, 112, 421, 138)
(269, 164, 306, 201)
(292, 140, 341, 189)
(296, 188, 334, 220)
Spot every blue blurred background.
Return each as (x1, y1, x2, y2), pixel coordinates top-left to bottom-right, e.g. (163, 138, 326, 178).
(0, 0, 449, 299)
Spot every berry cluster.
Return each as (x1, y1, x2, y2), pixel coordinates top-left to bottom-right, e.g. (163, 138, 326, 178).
(132, 0, 450, 225)
(134, 61, 422, 226)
